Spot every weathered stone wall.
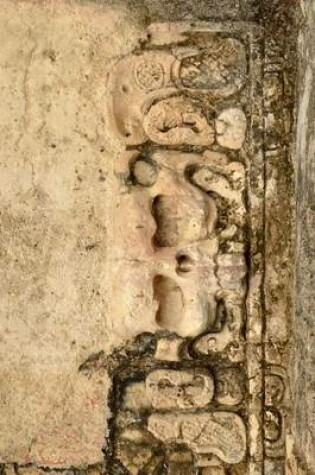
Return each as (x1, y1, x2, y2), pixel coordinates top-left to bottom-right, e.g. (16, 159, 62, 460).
(0, 0, 310, 473)
(294, 0, 315, 472)
(0, 0, 144, 465)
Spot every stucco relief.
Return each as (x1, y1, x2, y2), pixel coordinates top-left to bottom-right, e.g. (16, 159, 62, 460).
(102, 22, 278, 475)
(0, 0, 300, 471)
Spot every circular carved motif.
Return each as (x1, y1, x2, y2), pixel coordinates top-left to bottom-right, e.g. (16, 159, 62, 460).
(131, 156, 158, 187)
(134, 59, 164, 90)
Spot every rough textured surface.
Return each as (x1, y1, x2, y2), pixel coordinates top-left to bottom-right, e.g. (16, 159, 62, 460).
(0, 0, 143, 466)
(294, 0, 315, 472)
(0, 0, 310, 473)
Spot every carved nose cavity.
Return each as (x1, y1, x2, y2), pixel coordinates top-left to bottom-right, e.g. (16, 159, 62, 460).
(176, 253, 195, 274)
(152, 194, 208, 248)
(152, 194, 182, 247)
(153, 275, 185, 335)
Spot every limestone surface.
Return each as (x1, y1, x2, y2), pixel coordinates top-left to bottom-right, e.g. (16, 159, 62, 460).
(0, 0, 307, 474)
(0, 0, 143, 466)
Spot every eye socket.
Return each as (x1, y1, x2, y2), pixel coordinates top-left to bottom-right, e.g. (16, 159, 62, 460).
(130, 156, 158, 187)
(157, 378, 173, 389)
(176, 254, 194, 274)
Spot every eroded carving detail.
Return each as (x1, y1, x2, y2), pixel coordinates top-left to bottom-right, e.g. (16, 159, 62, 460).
(147, 412, 246, 464)
(264, 366, 289, 459)
(106, 344, 249, 474)
(105, 20, 270, 475)
(143, 97, 215, 146)
(146, 369, 215, 409)
(174, 37, 247, 95)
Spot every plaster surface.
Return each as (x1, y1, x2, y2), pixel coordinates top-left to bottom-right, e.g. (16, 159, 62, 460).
(0, 0, 144, 466)
(0, 0, 312, 473)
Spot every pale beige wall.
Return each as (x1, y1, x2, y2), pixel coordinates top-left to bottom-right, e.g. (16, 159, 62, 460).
(1, 0, 313, 472)
(0, 0, 144, 466)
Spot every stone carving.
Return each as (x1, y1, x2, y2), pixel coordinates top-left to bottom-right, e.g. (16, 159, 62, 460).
(147, 412, 246, 463)
(107, 354, 248, 474)
(215, 367, 245, 406)
(103, 20, 288, 475)
(146, 369, 215, 409)
(107, 51, 175, 145)
(107, 34, 247, 146)
(215, 108, 247, 149)
(173, 38, 246, 95)
(0, 0, 297, 471)
(264, 366, 288, 459)
(122, 148, 246, 340)
(143, 97, 215, 146)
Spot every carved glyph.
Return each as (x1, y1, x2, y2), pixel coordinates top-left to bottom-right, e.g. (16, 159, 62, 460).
(147, 412, 246, 463)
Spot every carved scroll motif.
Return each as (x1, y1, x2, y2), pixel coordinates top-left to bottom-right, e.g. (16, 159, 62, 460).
(105, 22, 267, 475)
